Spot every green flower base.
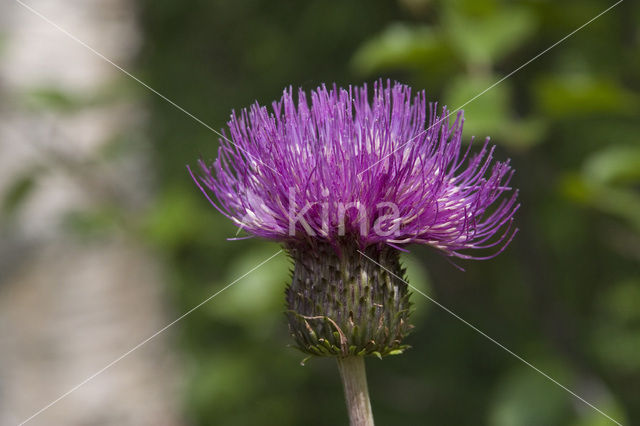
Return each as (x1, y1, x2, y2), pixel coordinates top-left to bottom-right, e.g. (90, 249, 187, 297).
(285, 242, 413, 358)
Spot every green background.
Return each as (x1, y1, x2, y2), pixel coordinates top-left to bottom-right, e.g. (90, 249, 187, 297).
(11, 0, 640, 424)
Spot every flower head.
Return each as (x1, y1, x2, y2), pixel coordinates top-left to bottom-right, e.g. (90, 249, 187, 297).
(191, 80, 518, 259)
(190, 80, 519, 358)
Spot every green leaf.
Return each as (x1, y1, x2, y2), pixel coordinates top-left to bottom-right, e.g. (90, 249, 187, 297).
(444, 5, 536, 67)
(583, 145, 640, 185)
(351, 24, 454, 76)
(444, 74, 510, 139)
(444, 74, 546, 149)
(535, 75, 638, 118)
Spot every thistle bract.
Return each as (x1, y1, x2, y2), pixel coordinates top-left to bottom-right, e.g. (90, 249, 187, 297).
(191, 81, 518, 357)
(286, 242, 412, 357)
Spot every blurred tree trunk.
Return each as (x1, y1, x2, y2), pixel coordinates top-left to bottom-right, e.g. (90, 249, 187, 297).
(0, 1, 183, 425)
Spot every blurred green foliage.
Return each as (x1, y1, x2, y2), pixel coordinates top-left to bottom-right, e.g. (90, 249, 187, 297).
(130, 0, 640, 424)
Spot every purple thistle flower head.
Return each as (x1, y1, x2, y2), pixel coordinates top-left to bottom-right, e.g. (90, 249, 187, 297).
(190, 80, 518, 260)
(190, 80, 519, 358)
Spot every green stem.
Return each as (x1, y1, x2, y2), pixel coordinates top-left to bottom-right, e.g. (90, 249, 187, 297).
(337, 356, 374, 426)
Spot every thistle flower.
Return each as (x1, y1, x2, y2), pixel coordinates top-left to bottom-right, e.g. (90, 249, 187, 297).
(190, 80, 518, 424)
(192, 81, 517, 259)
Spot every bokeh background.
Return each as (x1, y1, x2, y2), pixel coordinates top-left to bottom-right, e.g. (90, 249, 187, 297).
(1, 0, 639, 425)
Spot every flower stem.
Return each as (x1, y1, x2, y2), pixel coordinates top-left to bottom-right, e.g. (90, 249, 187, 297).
(337, 356, 374, 426)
